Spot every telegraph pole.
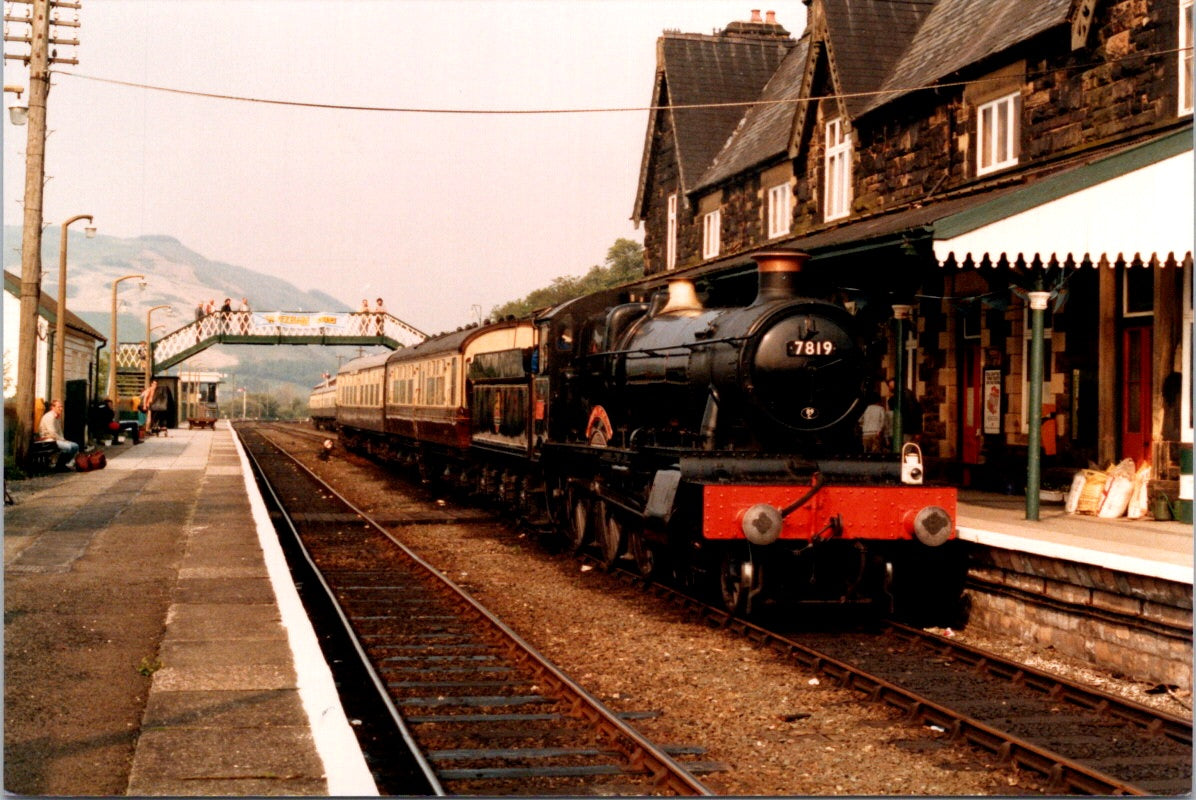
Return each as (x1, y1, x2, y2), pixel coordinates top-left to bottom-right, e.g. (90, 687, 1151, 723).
(4, 0, 82, 466)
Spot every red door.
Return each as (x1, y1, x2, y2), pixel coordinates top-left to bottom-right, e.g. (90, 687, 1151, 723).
(962, 343, 983, 464)
(1121, 326, 1152, 464)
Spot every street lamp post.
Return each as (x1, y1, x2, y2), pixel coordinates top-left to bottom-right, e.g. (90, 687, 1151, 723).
(108, 274, 145, 407)
(144, 305, 172, 382)
(52, 214, 95, 405)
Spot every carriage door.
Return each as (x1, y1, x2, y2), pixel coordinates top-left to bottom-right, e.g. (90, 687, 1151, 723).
(1121, 325, 1152, 464)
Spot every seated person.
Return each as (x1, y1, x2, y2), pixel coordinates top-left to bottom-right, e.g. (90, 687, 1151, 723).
(38, 399, 80, 470)
(91, 399, 140, 445)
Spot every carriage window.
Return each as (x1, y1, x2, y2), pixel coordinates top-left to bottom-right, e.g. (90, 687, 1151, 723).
(557, 318, 575, 351)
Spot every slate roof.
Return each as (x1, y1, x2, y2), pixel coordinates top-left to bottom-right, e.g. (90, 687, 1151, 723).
(633, 23, 797, 218)
(823, 0, 936, 118)
(858, 0, 1073, 116)
(696, 34, 811, 191)
(3, 270, 106, 341)
(641, 0, 1080, 210)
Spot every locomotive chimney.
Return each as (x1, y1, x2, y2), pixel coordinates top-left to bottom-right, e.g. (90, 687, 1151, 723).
(750, 250, 809, 305)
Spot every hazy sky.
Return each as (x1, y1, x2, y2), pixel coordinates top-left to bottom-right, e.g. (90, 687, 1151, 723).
(3, 1, 807, 334)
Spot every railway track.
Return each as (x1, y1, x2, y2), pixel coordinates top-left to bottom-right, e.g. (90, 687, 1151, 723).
(253, 421, 1192, 794)
(584, 554, 1192, 795)
(238, 424, 716, 796)
(590, 561, 1193, 794)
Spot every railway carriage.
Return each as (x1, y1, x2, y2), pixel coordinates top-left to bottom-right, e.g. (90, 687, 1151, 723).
(335, 351, 389, 448)
(338, 320, 537, 460)
(322, 250, 965, 621)
(308, 376, 337, 430)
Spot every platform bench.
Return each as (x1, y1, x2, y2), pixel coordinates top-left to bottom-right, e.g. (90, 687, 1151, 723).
(187, 418, 217, 430)
(29, 440, 60, 472)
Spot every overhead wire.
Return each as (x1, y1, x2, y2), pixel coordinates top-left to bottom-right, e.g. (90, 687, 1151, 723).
(50, 44, 1191, 116)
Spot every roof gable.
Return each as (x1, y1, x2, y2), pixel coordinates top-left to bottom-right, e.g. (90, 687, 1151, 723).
(633, 21, 797, 218)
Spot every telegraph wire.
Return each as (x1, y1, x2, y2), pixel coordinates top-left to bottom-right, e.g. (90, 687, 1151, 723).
(52, 44, 1192, 116)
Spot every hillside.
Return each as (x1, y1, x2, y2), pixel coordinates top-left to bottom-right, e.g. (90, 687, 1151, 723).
(3, 226, 379, 394)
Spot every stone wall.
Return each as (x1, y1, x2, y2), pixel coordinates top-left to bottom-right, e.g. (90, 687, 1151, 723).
(966, 547, 1192, 688)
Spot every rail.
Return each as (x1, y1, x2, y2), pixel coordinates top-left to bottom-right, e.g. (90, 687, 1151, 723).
(240, 423, 715, 796)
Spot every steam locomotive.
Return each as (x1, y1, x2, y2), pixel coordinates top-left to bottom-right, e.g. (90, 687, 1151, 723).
(318, 251, 964, 621)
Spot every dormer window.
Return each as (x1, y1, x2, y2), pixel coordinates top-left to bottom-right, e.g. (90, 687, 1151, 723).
(824, 118, 852, 221)
(702, 209, 722, 259)
(976, 92, 1020, 175)
(767, 183, 792, 238)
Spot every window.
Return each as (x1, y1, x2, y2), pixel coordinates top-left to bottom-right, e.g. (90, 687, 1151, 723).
(1123, 267, 1154, 317)
(824, 118, 852, 221)
(702, 209, 721, 259)
(666, 193, 678, 270)
(1181, 0, 1193, 115)
(977, 93, 1019, 175)
(767, 183, 792, 238)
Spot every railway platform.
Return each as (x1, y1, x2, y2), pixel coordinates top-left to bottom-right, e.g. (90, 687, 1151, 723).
(956, 490, 1193, 585)
(3, 426, 376, 796)
(3, 426, 1191, 793)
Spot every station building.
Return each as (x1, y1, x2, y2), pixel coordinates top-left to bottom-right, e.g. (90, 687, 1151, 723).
(3, 269, 106, 448)
(632, 0, 1193, 509)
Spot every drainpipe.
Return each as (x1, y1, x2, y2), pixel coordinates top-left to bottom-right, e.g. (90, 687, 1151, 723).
(1025, 290, 1052, 521)
(891, 304, 912, 453)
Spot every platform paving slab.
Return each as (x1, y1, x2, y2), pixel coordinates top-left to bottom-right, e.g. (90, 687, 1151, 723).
(4, 428, 362, 796)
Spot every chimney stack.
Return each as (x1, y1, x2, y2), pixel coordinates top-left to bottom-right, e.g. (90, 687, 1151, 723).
(723, 8, 790, 38)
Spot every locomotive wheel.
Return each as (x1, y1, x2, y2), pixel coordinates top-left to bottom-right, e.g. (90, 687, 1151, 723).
(564, 487, 590, 553)
(719, 550, 756, 616)
(627, 528, 657, 578)
(596, 501, 624, 569)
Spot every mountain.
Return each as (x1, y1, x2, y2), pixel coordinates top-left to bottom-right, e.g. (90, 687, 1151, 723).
(2, 226, 381, 395)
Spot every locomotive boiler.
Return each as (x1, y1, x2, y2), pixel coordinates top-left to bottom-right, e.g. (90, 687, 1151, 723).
(581, 251, 869, 451)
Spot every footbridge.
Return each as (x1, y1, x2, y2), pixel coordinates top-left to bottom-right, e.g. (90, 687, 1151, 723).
(116, 310, 427, 376)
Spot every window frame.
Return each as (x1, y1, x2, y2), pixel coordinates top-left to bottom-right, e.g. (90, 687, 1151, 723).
(666, 192, 678, 270)
(1181, 0, 1193, 116)
(1123, 267, 1155, 318)
(976, 92, 1020, 176)
(767, 183, 792, 238)
(823, 117, 852, 222)
(702, 208, 721, 259)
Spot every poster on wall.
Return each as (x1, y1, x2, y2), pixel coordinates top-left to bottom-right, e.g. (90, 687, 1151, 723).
(983, 369, 1002, 435)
